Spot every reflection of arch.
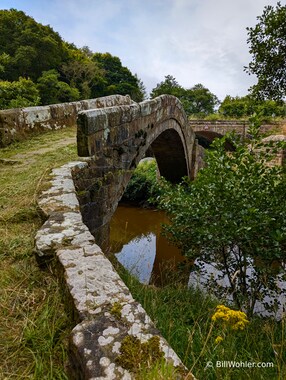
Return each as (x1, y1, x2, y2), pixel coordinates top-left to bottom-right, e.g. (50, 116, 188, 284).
(195, 130, 235, 151)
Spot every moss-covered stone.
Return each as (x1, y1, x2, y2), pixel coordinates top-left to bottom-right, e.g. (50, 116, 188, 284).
(116, 335, 164, 373)
(110, 302, 123, 319)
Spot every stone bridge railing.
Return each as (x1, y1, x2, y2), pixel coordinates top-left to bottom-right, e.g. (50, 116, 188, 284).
(35, 161, 194, 380)
(0, 95, 134, 147)
(189, 119, 281, 137)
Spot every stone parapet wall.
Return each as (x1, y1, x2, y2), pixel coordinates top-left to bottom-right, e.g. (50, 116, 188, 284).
(0, 95, 133, 147)
(34, 161, 193, 380)
(190, 119, 282, 137)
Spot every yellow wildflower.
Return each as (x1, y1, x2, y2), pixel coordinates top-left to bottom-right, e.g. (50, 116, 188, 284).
(214, 335, 224, 344)
(212, 305, 249, 330)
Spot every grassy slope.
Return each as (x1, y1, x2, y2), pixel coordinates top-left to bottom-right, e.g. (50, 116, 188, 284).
(0, 128, 79, 379)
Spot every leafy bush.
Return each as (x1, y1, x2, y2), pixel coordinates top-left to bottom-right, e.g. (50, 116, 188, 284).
(122, 159, 158, 203)
(156, 121, 286, 316)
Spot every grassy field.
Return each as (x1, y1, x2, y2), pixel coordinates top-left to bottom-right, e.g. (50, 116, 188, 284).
(0, 128, 79, 379)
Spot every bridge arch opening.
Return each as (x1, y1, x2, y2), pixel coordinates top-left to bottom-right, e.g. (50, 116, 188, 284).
(195, 130, 235, 151)
(148, 128, 189, 183)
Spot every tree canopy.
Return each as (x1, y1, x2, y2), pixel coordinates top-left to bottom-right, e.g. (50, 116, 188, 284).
(0, 9, 145, 109)
(219, 95, 286, 119)
(150, 75, 219, 117)
(245, 2, 286, 100)
(0, 9, 68, 81)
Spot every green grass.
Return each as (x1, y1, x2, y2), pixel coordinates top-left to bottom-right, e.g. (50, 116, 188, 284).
(0, 127, 78, 379)
(117, 264, 286, 380)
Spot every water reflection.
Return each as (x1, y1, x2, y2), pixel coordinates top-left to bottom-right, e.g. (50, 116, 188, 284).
(109, 204, 286, 318)
(109, 204, 185, 284)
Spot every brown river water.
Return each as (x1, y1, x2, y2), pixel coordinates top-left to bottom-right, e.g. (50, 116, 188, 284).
(109, 204, 286, 318)
(109, 203, 187, 285)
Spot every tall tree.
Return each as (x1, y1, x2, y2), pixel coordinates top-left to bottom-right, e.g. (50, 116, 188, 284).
(245, 2, 286, 100)
(182, 84, 219, 116)
(61, 46, 103, 99)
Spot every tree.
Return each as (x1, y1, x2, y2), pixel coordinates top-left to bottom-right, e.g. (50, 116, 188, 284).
(37, 70, 80, 105)
(61, 47, 103, 99)
(150, 75, 184, 99)
(0, 9, 69, 82)
(151, 76, 219, 117)
(0, 77, 40, 109)
(156, 122, 286, 316)
(181, 84, 219, 116)
(219, 95, 286, 119)
(245, 2, 286, 100)
(92, 52, 145, 101)
(218, 95, 249, 118)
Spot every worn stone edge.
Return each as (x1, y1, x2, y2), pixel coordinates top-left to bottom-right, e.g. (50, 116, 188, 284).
(34, 161, 193, 380)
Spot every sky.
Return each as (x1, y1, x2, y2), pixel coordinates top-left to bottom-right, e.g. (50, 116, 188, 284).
(0, 0, 281, 101)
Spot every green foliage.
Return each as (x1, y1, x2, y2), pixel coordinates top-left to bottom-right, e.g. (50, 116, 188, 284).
(155, 123, 286, 315)
(181, 83, 220, 117)
(150, 75, 220, 117)
(150, 75, 184, 99)
(37, 70, 80, 105)
(0, 9, 68, 82)
(61, 47, 104, 99)
(219, 94, 286, 119)
(122, 159, 158, 203)
(0, 77, 40, 109)
(92, 52, 145, 101)
(0, 9, 146, 107)
(245, 2, 286, 100)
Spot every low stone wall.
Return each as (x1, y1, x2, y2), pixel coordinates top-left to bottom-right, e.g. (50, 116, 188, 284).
(190, 119, 282, 137)
(0, 95, 134, 147)
(34, 161, 193, 379)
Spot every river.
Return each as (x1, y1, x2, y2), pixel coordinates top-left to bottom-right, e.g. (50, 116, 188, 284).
(109, 203, 286, 318)
(109, 203, 187, 285)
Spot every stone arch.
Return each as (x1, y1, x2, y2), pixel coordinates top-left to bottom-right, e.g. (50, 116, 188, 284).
(195, 130, 235, 151)
(75, 94, 196, 240)
(128, 118, 190, 184)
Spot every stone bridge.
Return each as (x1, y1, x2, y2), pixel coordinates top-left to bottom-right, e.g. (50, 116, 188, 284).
(189, 119, 279, 148)
(75, 94, 199, 242)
